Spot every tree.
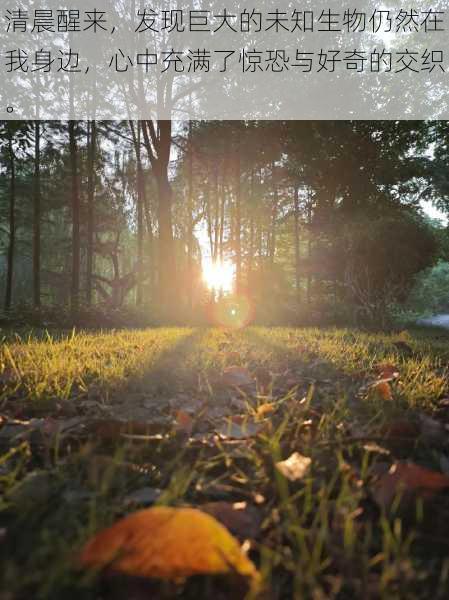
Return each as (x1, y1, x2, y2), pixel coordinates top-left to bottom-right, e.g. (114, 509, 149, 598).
(4, 123, 16, 311)
(69, 120, 80, 318)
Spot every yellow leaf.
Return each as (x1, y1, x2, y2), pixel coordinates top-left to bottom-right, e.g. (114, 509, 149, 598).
(79, 506, 260, 586)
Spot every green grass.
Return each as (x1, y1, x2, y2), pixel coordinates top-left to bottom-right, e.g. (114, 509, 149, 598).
(1, 326, 449, 599)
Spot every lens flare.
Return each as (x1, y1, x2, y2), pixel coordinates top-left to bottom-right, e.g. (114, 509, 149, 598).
(211, 294, 254, 329)
(202, 259, 234, 293)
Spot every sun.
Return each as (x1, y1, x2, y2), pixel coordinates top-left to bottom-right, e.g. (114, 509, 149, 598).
(202, 259, 234, 293)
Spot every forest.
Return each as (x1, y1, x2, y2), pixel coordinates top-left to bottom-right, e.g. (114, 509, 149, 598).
(4, 121, 449, 600)
(2, 120, 449, 329)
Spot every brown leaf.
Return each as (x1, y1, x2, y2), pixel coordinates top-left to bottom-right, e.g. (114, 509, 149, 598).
(275, 452, 311, 481)
(372, 462, 449, 509)
(381, 420, 420, 441)
(174, 410, 194, 435)
(370, 380, 393, 401)
(200, 501, 262, 541)
(374, 363, 399, 381)
(79, 507, 260, 586)
(222, 366, 254, 388)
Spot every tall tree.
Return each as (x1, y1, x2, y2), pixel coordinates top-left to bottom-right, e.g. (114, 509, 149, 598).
(4, 124, 16, 311)
(141, 120, 176, 311)
(69, 120, 80, 318)
(33, 121, 41, 308)
(293, 185, 301, 304)
(86, 120, 96, 306)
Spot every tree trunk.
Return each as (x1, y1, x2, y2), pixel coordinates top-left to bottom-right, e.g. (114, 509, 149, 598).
(86, 120, 96, 306)
(69, 120, 80, 318)
(234, 154, 242, 293)
(136, 123, 144, 306)
(187, 120, 194, 312)
(247, 170, 255, 285)
(5, 127, 15, 311)
(141, 119, 176, 313)
(269, 164, 278, 265)
(294, 185, 301, 304)
(33, 121, 41, 308)
(307, 189, 313, 305)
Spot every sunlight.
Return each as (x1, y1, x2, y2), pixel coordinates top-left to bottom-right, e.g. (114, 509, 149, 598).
(202, 259, 234, 293)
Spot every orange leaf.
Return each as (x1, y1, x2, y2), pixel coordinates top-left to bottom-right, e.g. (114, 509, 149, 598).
(256, 403, 275, 418)
(371, 381, 393, 401)
(79, 507, 260, 585)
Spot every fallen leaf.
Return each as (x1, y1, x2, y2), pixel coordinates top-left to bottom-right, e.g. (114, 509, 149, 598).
(222, 366, 254, 388)
(174, 410, 193, 435)
(374, 363, 399, 381)
(275, 452, 311, 481)
(371, 462, 449, 509)
(382, 420, 420, 441)
(200, 501, 262, 541)
(363, 442, 390, 455)
(79, 506, 260, 586)
(370, 380, 393, 401)
(255, 403, 275, 418)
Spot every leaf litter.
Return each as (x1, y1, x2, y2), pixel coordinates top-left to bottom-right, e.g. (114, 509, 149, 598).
(4, 328, 449, 598)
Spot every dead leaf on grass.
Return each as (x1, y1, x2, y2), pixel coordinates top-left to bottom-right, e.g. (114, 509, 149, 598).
(255, 403, 275, 418)
(275, 452, 311, 482)
(374, 363, 399, 381)
(79, 506, 260, 587)
(370, 380, 393, 401)
(371, 462, 449, 509)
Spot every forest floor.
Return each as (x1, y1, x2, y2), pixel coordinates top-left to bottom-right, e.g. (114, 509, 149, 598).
(2, 326, 449, 599)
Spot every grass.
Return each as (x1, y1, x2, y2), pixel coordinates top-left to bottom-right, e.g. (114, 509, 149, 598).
(1, 326, 449, 599)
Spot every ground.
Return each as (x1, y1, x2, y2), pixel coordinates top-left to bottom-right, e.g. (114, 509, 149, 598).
(2, 326, 449, 599)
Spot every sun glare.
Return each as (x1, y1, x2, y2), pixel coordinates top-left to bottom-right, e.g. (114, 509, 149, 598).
(202, 259, 234, 293)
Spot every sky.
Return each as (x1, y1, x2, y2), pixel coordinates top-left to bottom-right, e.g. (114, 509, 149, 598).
(422, 200, 448, 224)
